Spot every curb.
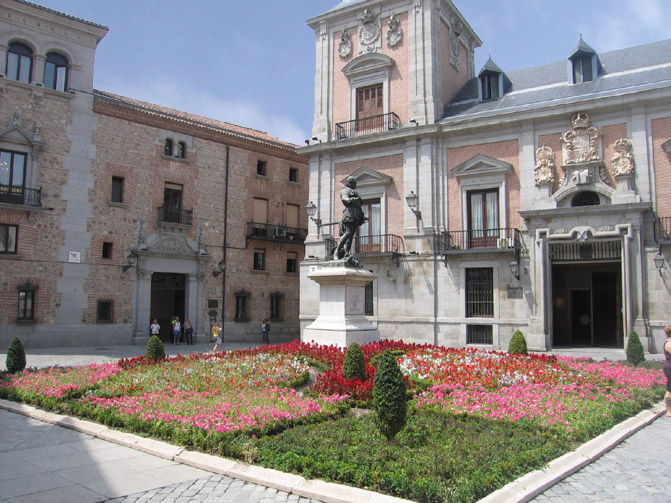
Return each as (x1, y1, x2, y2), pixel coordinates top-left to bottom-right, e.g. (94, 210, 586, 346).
(0, 398, 414, 503)
(0, 398, 664, 503)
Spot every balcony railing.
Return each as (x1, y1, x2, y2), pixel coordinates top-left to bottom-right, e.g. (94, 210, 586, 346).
(440, 228, 521, 254)
(158, 206, 192, 225)
(246, 222, 308, 246)
(336, 112, 401, 140)
(325, 234, 404, 258)
(657, 216, 671, 243)
(0, 185, 42, 207)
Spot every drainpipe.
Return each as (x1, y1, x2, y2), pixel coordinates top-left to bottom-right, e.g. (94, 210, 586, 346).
(221, 145, 230, 342)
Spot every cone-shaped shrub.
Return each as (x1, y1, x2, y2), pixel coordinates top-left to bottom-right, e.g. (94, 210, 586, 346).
(508, 330, 528, 355)
(343, 342, 366, 381)
(372, 349, 407, 441)
(6, 336, 26, 374)
(626, 331, 645, 366)
(146, 335, 166, 361)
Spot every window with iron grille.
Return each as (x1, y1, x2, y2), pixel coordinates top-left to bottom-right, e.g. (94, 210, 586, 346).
(365, 280, 374, 316)
(0, 224, 18, 254)
(467, 324, 493, 345)
(270, 292, 283, 321)
(97, 300, 114, 323)
(235, 291, 249, 321)
(17, 285, 37, 322)
(466, 267, 493, 317)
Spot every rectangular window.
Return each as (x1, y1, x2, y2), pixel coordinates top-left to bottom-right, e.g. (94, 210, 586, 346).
(257, 160, 267, 176)
(467, 189, 499, 248)
(252, 198, 268, 236)
(163, 182, 183, 222)
(466, 268, 494, 318)
(289, 167, 298, 183)
(365, 279, 374, 316)
(111, 177, 124, 203)
(254, 249, 265, 271)
(102, 242, 113, 259)
(572, 56, 593, 84)
(97, 299, 114, 323)
(18, 288, 36, 321)
(467, 325, 493, 345)
(286, 251, 297, 273)
(358, 199, 381, 253)
(235, 292, 249, 320)
(270, 293, 283, 320)
(481, 74, 499, 100)
(286, 203, 299, 239)
(0, 224, 18, 253)
(0, 150, 27, 188)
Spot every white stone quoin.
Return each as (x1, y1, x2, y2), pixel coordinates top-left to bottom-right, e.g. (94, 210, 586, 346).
(302, 267, 380, 348)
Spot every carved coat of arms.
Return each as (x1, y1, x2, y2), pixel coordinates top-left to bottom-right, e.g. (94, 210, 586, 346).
(386, 14, 403, 47)
(560, 112, 601, 164)
(610, 138, 635, 176)
(359, 8, 381, 54)
(338, 29, 352, 59)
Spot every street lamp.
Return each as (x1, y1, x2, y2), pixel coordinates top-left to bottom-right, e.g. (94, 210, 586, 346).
(122, 249, 137, 272)
(653, 250, 665, 277)
(306, 201, 322, 227)
(405, 191, 421, 220)
(509, 259, 520, 280)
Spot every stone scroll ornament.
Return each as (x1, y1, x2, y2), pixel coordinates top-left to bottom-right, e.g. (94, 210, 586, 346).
(610, 138, 635, 176)
(339, 29, 352, 59)
(560, 112, 601, 164)
(534, 145, 556, 186)
(358, 8, 381, 54)
(450, 19, 462, 69)
(386, 14, 403, 47)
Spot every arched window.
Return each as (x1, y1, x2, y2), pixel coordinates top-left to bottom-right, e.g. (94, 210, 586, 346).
(44, 52, 68, 92)
(164, 139, 173, 156)
(177, 141, 186, 159)
(571, 191, 600, 207)
(6, 43, 33, 83)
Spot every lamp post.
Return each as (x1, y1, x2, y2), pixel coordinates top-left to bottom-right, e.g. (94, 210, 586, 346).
(654, 251, 665, 277)
(306, 201, 322, 227)
(509, 259, 520, 280)
(122, 249, 137, 272)
(405, 191, 421, 220)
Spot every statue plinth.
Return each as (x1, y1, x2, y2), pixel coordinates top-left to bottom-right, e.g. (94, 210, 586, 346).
(302, 265, 380, 348)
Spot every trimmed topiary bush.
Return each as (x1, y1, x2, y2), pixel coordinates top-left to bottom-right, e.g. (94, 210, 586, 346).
(6, 336, 26, 374)
(146, 335, 166, 361)
(508, 330, 528, 355)
(343, 342, 366, 381)
(372, 349, 407, 441)
(626, 331, 645, 366)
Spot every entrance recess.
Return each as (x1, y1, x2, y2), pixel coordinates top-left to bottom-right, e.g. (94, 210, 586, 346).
(150, 273, 185, 342)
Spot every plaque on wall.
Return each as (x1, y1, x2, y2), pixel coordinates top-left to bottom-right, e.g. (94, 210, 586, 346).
(507, 287, 523, 299)
(345, 286, 365, 315)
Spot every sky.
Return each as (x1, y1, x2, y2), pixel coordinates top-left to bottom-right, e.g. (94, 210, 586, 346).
(29, 0, 671, 146)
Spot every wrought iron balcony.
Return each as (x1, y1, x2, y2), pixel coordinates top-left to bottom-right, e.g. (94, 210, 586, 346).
(335, 112, 401, 140)
(656, 216, 671, 244)
(157, 206, 192, 225)
(246, 222, 307, 247)
(440, 228, 521, 255)
(0, 185, 42, 207)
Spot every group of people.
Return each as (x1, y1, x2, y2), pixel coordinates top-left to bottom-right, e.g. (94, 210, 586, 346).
(148, 316, 194, 345)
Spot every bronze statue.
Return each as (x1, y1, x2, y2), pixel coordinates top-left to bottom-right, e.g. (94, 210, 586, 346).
(333, 176, 366, 265)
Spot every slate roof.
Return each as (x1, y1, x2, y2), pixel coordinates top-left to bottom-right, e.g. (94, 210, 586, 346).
(94, 90, 298, 151)
(11, 0, 108, 30)
(442, 39, 671, 123)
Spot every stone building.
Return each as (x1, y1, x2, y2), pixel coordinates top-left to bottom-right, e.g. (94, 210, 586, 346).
(0, 0, 308, 348)
(299, 0, 671, 353)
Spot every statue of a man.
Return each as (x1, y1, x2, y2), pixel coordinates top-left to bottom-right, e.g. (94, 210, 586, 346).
(333, 176, 366, 261)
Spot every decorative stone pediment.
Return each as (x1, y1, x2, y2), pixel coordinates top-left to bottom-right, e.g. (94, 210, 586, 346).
(145, 231, 200, 257)
(534, 146, 556, 186)
(342, 53, 395, 78)
(0, 110, 44, 152)
(560, 112, 601, 164)
(343, 167, 392, 187)
(452, 154, 512, 180)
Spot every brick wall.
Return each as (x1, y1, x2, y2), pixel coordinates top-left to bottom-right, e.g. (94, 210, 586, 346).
(652, 117, 671, 217)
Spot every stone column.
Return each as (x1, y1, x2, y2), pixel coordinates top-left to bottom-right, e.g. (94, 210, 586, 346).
(134, 268, 153, 343)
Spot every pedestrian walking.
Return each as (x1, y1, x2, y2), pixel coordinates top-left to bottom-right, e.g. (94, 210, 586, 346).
(261, 319, 271, 344)
(211, 322, 222, 352)
(173, 316, 181, 345)
(150, 319, 160, 337)
(183, 317, 193, 345)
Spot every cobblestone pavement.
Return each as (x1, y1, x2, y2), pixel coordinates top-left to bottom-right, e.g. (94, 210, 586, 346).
(530, 415, 671, 503)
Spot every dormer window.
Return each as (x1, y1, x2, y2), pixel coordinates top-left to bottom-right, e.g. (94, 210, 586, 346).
(478, 57, 504, 101)
(568, 38, 598, 84)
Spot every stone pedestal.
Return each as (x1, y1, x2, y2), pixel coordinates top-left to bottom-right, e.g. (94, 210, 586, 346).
(302, 265, 379, 348)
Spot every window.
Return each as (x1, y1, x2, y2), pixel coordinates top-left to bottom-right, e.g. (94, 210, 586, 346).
(467, 189, 499, 248)
(6, 43, 32, 83)
(365, 277, 374, 316)
(289, 167, 298, 183)
(177, 141, 186, 159)
(164, 139, 173, 156)
(235, 291, 250, 320)
(257, 160, 267, 176)
(44, 52, 68, 92)
(481, 73, 499, 100)
(270, 292, 283, 320)
(286, 252, 297, 273)
(111, 177, 124, 203)
(253, 249, 265, 271)
(17, 283, 37, 322)
(572, 191, 600, 207)
(163, 183, 183, 222)
(356, 84, 384, 131)
(285, 203, 299, 239)
(467, 325, 493, 345)
(97, 300, 114, 323)
(466, 268, 493, 318)
(0, 224, 18, 254)
(1, 150, 27, 189)
(572, 56, 593, 84)
(358, 199, 381, 253)
(102, 242, 113, 259)
(252, 198, 268, 236)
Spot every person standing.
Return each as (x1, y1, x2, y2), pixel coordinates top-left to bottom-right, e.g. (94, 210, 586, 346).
(211, 322, 222, 352)
(150, 319, 160, 337)
(261, 319, 271, 344)
(664, 324, 671, 417)
(173, 316, 181, 345)
(183, 317, 193, 345)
